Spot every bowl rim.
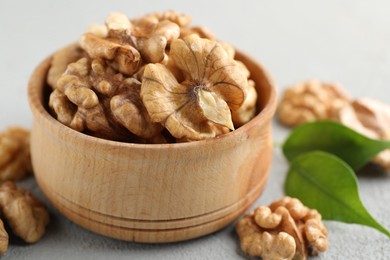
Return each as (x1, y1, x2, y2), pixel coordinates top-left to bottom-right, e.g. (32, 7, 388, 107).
(28, 48, 277, 151)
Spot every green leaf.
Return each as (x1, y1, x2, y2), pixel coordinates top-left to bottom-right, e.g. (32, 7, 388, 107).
(285, 151, 390, 238)
(282, 120, 390, 170)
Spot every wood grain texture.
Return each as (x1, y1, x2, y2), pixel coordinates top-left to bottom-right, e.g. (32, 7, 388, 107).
(27, 49, 277, 243)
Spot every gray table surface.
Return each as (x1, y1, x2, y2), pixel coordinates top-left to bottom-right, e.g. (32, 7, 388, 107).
(1, 0, 390, 259)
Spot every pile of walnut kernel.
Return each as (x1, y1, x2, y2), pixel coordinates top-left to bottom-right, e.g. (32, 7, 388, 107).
(47, 11, 257, 143)
(0, 127, 49, 254)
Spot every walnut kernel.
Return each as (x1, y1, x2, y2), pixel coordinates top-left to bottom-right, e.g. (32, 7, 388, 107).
(48, 11, 259, 143)
(110, 78, 163, 139)
(236, 213, 296, 260)
(180, 26, 216, 40)
(0, 127, 31, 182)
(334, 98, 390, 170)
(80, 33, 141, 76)
(47, 44, 85, 89)
(278, 80, 351, 126)
(232, 80, 258, 127)
(0, 219, 8, 254)
(132, 19, 180, 63)
(50, 57, 161, 141)
(236, 196, 329, 260)
(141, 35, 247, 140)
(79, 12, 141, 75)
(0, 182, 49, 243)
(141, 10, 192, 27)
(278, 80, 390, 170)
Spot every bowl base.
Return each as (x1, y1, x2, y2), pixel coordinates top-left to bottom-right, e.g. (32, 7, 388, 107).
(36, 172, 268, 243)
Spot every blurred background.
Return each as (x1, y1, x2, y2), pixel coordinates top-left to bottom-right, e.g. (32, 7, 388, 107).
(0, 1, 390, 259)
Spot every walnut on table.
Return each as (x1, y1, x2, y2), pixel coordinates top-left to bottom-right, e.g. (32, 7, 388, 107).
(278, 80, 351, 126)
(0, 127, 31, 182)
(0, 219, 8, 254)
(0, 181, 49, 245)
(351, 98, 390, 140)
(236, 196, 328, 260)
(236, 212, 296, 260)
(334, 98, 390, 171)
(278, 80, 390, 171)
(0, 128, 50, 253)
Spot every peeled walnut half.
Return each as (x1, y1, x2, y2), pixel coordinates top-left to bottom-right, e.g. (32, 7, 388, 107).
(50, 57, 161, 141)
(233, 80, 257, 126)
(141, 34, 248, 140)
(83, 11, 183, 73)
(110, 77, 163, 139)
(230, 59, 258, 127)
(80, 12, 141, 75)
(278, 80, 390, 171)
(132, 17, 180, 63)
(335, 98, 390, 170)
(52, 57, 112, 136)
(232, 79, 258, 127)
(236, 212, 296, 260)
(47, 43, 85, 89)
(0, 182, 50, 253)
(0, 219, 7, 253)
(0, 127, 31, 182)
(180, 26, 216, 41)
(0, 182, 49, 244)
(351, 98, 390, 140)
(278, 80, 351, 126)
(236, 197, 328, 260)
(141, 10, 215, 41)
(135, 10, 192, 28)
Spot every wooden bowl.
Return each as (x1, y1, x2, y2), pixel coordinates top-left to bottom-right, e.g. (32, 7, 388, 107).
(28, 48, 277, 243)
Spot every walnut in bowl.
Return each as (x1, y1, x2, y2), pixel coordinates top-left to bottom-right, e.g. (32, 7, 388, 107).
(28, 11, 277, 243)
(47, 12, 258, 144)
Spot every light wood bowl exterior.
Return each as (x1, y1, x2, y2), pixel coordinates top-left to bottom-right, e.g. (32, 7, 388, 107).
(28, 49, 277, 243)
